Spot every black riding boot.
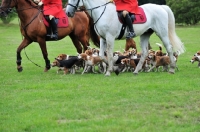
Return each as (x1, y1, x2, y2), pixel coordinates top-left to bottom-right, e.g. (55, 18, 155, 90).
(125, 14, 136, 39)
(44, 16, 51, 37)
(50, 17, 58, 40)
(46, 27, 52, 37)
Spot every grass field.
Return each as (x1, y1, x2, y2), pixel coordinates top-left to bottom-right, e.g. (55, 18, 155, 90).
(0, 19, 200, 132)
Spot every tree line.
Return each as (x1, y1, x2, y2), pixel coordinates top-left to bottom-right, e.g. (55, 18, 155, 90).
(1, 0, 200, 25)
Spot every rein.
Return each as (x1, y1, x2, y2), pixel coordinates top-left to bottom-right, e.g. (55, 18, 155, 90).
(24, 48, 43, 68)
(87, 1, 112, 40)
(87, 2, 109, 25)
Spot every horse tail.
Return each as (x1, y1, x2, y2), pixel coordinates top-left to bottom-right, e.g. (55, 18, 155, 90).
(80, 7, 100, 48)
(161, 5, 185, 54)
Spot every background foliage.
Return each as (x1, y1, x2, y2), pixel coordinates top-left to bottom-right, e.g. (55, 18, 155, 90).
(166, 0, 200, 25)
(138, 0, 166, 5)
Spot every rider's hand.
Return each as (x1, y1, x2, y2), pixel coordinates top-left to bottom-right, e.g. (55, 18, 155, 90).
(33, 0, 40, 3)
(38, 1, 43, 6)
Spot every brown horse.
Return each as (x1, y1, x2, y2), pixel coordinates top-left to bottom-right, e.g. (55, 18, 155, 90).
(0, 0, 99, 72)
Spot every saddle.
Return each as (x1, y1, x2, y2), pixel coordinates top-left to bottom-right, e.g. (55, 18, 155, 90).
(117, 7, 147, 39)
(43, 16, 69, 28)
(118, 7, 147, 24)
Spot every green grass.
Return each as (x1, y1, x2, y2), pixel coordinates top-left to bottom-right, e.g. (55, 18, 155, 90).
(0, 19, 200, 132)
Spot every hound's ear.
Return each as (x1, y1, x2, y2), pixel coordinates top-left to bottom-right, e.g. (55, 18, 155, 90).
(55, 58, 60, 61)
(153, 54, 156, 60)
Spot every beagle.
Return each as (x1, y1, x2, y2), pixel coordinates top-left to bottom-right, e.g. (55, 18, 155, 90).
(190, 55, 200, 68)
(148, 52, 171, 72)
(78, 53, 106, 74)
(51, 57, 80, 75)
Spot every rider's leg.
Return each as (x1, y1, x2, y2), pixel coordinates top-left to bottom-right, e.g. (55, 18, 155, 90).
(123, 10, 136, 39)
(49, 15, 58, 40)
(44, 16, 51, 37)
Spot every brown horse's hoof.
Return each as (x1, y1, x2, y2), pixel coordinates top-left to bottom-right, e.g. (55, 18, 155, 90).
(44, 65, 51, 72)
(44, 68, 49, 72)
(17, 66, 23, 72)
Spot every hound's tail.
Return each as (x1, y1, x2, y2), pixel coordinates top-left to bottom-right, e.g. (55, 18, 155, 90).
(156, 43, 162, 51)
(161, 5, 185, 54)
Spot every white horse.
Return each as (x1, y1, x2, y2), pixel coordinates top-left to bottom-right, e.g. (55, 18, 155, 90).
(66, 0, 185, 76)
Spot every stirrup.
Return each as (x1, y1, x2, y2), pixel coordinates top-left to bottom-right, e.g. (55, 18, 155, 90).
(126, 32, 136, 39)
(51, 34, 58, 40)
(46, 34, 51, 37)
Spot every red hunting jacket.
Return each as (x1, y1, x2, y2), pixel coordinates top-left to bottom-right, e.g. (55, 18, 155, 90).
(114, 0, 140, 14)
(41, 0, 66, 18)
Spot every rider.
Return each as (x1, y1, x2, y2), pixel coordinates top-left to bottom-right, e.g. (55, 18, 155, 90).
(34, 0, 65, 40)
(114, 0, 140, 39)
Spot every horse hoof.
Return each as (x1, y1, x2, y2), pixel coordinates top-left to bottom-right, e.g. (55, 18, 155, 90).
(133, 72, 138, 75)
(44, 68, 49, 72)
(17, 66, 23, 72)
(105, 71, 111, 76)
(168, 69, 175, 74)
(168, 71, 174, 74)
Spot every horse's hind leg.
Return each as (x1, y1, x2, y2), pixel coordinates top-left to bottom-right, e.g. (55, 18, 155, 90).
(133, 33, 151, 75)
(16, 38, 32, 72)
(37, 39, 51, 72)
(69, 34, 83, 53)
(79, 37, 90, 53)
(160, 37, 176, 74)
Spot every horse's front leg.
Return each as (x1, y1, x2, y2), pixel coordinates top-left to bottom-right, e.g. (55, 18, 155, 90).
(133, 34, 150, 75)
(69, 34, 83, 53)
(99, 38, 110, 75)
(16, 39, 32, 72)
(105, 37, 114, 76)
(38, 40, 51, 72)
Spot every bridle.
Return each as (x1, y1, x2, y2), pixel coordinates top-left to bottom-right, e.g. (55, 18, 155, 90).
(0, 0, 41, 18)
(67, 0, 81, 11)
(0, 0, 13, 15)
(67, 0, 112, 24)
(67, 0, 113, 40)
(1, 0, 42, 33)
